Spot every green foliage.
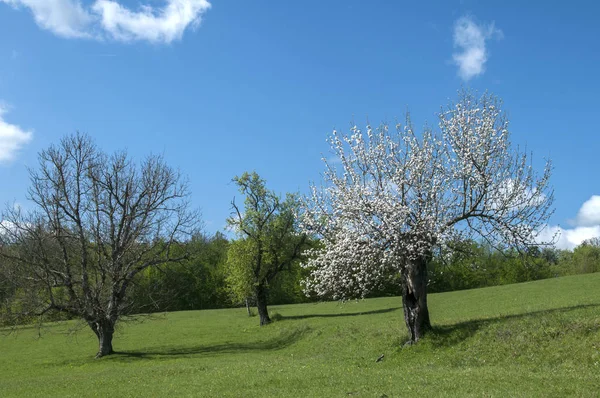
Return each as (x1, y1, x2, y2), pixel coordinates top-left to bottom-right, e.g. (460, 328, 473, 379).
(568, 239, 600, 275)
(128, 233, 230, 313)
(266, 260, 311, 305)
(225, 239, 310, 306)
(224, 238, 257, 304)
(225, 171, 309, 311)
(428, 241, 559, 293)
(1, 273, 599, 396)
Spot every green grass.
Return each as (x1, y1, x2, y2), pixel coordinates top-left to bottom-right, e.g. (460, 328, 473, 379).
(2, 273, 600, 397)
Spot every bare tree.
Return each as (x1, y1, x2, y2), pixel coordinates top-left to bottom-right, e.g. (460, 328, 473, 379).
(0, 133, 198, 357)
(302, 90, 554, 343)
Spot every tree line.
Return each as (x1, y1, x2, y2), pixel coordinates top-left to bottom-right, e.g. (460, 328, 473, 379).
(4, 228, 597, 325)
(2, 90, 596, 357)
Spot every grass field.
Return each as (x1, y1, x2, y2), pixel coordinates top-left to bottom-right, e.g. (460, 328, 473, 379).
(1, 273, 600, 397)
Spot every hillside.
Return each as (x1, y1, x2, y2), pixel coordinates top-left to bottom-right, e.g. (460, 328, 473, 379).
(1, 273, 599, 397)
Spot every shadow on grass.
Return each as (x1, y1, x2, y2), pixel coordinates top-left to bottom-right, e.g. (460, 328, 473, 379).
(104, 325, 311, 362)
(427, 303, 600, 348)
(278, 307, 402, 321)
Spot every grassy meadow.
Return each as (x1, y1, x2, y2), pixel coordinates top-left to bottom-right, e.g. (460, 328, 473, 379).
(1, 273, 600, 397)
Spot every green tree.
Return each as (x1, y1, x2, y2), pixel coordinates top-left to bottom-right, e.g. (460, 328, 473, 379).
(226, 172, 308, 325)
(570, 238, 600, 274)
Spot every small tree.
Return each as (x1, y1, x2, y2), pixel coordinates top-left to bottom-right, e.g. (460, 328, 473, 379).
(227, 172, 308, 326)
(0, 134, 198, 357)
(302, 90, 554, 343)
(570, 238, 600, 274)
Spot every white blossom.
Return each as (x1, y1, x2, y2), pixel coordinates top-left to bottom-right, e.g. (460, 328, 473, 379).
(302, 91, 554, 299)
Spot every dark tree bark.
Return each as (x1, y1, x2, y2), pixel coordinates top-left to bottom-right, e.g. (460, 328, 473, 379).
(89, 320, 115, 358)
(401, 255, 431, 343)
(255, 284, 271, 326)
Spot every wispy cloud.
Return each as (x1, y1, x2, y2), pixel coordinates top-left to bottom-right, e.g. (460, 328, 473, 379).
(1, 0, 93, 38)
(93, 0, 210, 44)
(452, 16, 502, 81)
(0, 105, 33, 163)
(537, 195, 600, 250)
(0, 0, 211, 44)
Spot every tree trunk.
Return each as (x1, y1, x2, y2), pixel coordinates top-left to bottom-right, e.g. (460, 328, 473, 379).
(245, 297, 252, 317)
(401, 255, 431, 343)
(255, 284, 271, 326)
(89, 320, 115, 358)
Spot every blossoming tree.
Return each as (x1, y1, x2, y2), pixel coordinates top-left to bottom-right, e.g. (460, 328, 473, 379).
(302, 91, 554, 343)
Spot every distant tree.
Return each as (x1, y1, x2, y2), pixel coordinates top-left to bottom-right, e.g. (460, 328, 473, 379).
(0, 257, 17, 324)
(302, 90, 554, 343)
(552, 249, 575, 277)
(581, 237, 600, 248)
(188, 232, 230, 309)
(571, 238, 600, 274)
(540, 247, 560, 265)
(0, 134, 198, 357)
(428, 239, 489, 292)
(226, 172, 309, 326)
(129, 232, 229, 313)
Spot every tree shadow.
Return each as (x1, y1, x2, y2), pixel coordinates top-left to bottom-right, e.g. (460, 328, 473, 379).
(278, 307, 402, 321)
(427, 303, 600, 348)
(104, 325, 311, 362)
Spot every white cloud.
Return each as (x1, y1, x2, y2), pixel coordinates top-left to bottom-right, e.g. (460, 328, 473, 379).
(537, 225, 600, 251)
(1, 0, 93, 38)
(452, 16, 502, 81)
(537, 195, 600, 250)
(575, 195, 600, 227)
(0, 106, 33, 163)
(93, 0, 210, 44)
(0, 204, 26, 239)
(0, 0, 211, 44)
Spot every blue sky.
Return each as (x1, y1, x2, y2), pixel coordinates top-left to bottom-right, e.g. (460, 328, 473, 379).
(0, 0, 599, 249)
